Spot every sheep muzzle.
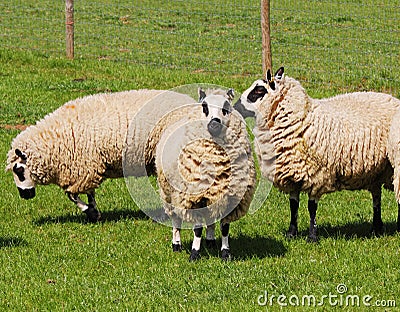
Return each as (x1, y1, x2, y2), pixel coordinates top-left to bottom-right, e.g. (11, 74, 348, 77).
(17, 187, 36, 199)
(234, 98, 255, 118)
(207, 118, 223, 137)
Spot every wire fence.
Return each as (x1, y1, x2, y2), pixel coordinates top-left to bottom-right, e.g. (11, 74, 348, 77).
(1, 1, 399, 95)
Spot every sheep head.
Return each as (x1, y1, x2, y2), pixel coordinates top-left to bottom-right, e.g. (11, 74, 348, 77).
(234, 67, 284, 118)
(8, 149, 36, 199)
(198, 88, 234, 138)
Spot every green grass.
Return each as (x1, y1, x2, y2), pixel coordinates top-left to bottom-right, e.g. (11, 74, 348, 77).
(1, 0, 400, 311)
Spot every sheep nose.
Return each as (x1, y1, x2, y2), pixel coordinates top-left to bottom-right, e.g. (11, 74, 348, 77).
(207, 118, 222, 137)
(17, 187, 36, 199)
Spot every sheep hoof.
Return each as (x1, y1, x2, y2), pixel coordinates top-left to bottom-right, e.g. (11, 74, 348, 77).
(371, 224, 384, 237)
(189, 249, 201, 262)
(172, 244, 182, 252)
(84, 206, 101, 223)
(286, 231, 298, 239)
(221, 248, 231, 261)
(307, 235, 318, 243)
(205, 239, 217, 249)
(371, 228, 384, 237)
(286, 226, 298, 239)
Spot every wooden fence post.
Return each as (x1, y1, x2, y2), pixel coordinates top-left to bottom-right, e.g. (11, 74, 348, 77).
(261, 0, 272, 77)
(66, 0, 74, 59)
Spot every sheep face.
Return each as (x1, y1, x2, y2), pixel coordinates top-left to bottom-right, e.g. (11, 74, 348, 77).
(198, 88, 234, 138)
(234, 67, 285, 118)
(9, 149, 36, 199)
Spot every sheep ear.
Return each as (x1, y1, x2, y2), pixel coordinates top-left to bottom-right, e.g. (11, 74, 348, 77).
(266, 69, 272, 82)
(274, 67, 284, 80)
(198, 88, 207, 102)
(267, 69, 276, 90)
(15, 149, 27, 161)
(225, 88, 235, 102)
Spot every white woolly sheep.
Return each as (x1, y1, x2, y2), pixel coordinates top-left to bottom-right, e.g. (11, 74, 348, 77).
(6, 89, 195, 222)
(235, 67, 400, 241)
(154, 88, 256, 261)
(387, 110, 400, 231)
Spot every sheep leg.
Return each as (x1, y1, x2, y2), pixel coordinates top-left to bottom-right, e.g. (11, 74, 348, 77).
(286, 192, 300, 238)
(172, 216, 182, 252)
(66, 191, 101, 223)
(189, 225, 203, 261)
(205, 223, 217, 249)
(371, 188, 384, 235)
(85, 191, 101, 222)
(307, 199, 318, 243)
(220, 222, 231, 261)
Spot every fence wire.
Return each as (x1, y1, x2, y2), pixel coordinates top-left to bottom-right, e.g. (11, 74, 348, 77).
(1, 1, 399, 94)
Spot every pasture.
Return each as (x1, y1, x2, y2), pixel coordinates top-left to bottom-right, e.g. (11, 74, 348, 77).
(1, 1, 399, 310)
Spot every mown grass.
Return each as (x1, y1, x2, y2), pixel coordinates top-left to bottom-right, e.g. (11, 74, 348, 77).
(1, 0, 400, 311)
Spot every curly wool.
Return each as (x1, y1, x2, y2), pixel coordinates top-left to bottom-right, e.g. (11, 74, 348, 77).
(256, 77, 400, 199)
(6, 90, 195, 194)
(155, 105, 256, 224)
(388, 110, 400, 204)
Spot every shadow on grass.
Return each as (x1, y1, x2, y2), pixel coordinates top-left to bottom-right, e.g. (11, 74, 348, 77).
(33, 207, 151, 226)
(0, 236, 28, 248)
(181, 234, 287, 260)
(296, 221, 399, 240)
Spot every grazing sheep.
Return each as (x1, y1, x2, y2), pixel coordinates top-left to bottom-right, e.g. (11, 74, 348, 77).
(6, 90, 195, 222)
(235, 67, 400, 241)
(154, 88, 256, 260)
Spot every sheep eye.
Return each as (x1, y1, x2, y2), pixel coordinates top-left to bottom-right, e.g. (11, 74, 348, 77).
(202, 102, 209, 117)
(255, 85, 268, 94)
(247, 85, 268, 103)
(222, 101, 231, 116)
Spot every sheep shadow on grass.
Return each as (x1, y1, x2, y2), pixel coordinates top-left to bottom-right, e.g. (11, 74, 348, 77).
(296, 220, 399, 241)
(33, 207, 151, 226)
(0, 236, 28, 248)
(181, 235, 287, 261)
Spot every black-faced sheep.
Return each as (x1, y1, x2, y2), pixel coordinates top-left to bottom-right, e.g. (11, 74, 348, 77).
(6, 90, 194, 222)
(235, 67, 400, 241)
(154, 89, 256, 260)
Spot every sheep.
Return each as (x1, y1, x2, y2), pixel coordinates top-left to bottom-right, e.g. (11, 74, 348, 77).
(153, 88, 256, 261)
(6, 89, 195, 222)
(387, 110, 400, 231)
(234, 67, 400, 241)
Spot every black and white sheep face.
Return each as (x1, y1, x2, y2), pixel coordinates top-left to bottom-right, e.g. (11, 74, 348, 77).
(11, 149, 36, 199)
(234, 67, 285, 118)
(199, 88, 234, 138)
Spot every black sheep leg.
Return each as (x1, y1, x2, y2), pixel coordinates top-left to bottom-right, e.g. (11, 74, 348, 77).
(371, 188, 384, 235)
(189, 225, 203, 261)
(220, 222, 231, 261)
(66, 191, 101, 223)
(86, 191, 101, 222)
(307, 199, 318, 243)
(205, 223, 217, 249)
(287, 192, 300, 238)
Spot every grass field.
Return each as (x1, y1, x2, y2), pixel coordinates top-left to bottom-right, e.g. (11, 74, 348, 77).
(1, 0, 400, 311)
